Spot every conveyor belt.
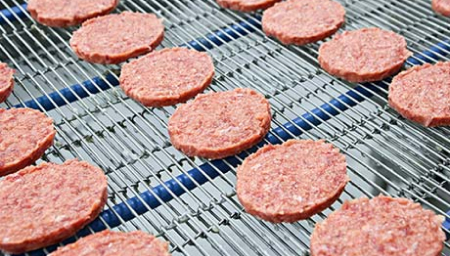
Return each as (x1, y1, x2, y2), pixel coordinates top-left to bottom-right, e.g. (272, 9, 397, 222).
(1, 0, 450, 255)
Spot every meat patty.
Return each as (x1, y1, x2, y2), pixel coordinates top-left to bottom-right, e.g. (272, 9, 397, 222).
(0, 62, 14, 103)
(318, 28, 411, 82)
(27, 0, 118, 27)
(70, 12, 164, 64)
(120, 47, 215, 107)
(310, 196, 445, 256)
(0, 108, 56, 176)
(168, 88, 271, 159)
(216, 0, 281, 12)
(49, 230, 170, 256)
(389, 62, 450, 127)
(262, 0, 345, 45)
(237, 140, 348, 223)
(0, 160, 108, 254)
(433, 0, 450, 16)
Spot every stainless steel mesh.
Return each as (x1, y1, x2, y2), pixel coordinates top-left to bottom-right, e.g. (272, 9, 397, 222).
(1, 0, 450, 255)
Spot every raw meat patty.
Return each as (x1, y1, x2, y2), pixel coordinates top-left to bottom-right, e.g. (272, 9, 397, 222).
(310, 196, 445, 256)
(237, 140, 348, 223)
(0, 62, 14, 103)
(216, 0, 281, 12)
(433, 0, 450, 16)
(27, 0, 118, 27)
(0, 108, 56, 176)
(70, 12, 164, 64)
(0, 160, 108, 254)
(49, 230, 170, 256)
(168, 88, 271, 159)
(262, 0, 345, 45)
(389, 62, 450, 127)
(318, 28, 411, 82)
(120, 48, 215, 107)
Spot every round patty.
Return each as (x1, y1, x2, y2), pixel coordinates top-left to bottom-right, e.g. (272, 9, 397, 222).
(120, 48, 215, 107)
(27, 0, 118, 27)
(0, 108, 56, 176)
(0, 62, 14, 103)
(433, 0, 450, 16)
(318, 28, 411, 82)
(70, 12, 164, 64)
(262, 0, 345, 45)
(0, 160, 108, 254)
(168, 88, 271, 159)
(310, 196, 445, 256)
(389, 62, 450, 127)
(216, 0, 281, 12)
(237, 140, 348, 223)
(49, 230, 170, 256)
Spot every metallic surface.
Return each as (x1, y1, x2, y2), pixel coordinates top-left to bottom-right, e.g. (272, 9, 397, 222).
(0, 0, 450, 255)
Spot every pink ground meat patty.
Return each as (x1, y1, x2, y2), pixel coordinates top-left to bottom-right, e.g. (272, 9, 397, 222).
(237, 139, 348, 223)
(120, 47, 215, 107)
(0, 160, 108, 254)
(389, 62, 450, 127)
(27, 0, 118, 27)
(216, 0, 281, 12)
(168, 88, 271, 159)
(49, 230, 171, 256)
(318, 27, 411, 83)
(70, 12, 164, 64)
(0, 62, 14, 103)
(0, 108, 56, 176)
(262, 0, 345, 45)
(433, 0, 450, 16)
(310, 196, 445, 256)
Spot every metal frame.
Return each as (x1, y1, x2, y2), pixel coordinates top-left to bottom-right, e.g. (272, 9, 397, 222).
(1, 0, 450, 255)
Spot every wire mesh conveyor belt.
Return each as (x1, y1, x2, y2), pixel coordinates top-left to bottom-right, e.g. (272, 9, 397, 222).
(1, 0, 450, 255)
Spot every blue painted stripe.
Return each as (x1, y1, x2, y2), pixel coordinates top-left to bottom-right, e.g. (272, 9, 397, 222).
(14, 74, 119, 110)
(409, 40, 450, 65)
(0, 3, 27, 24)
